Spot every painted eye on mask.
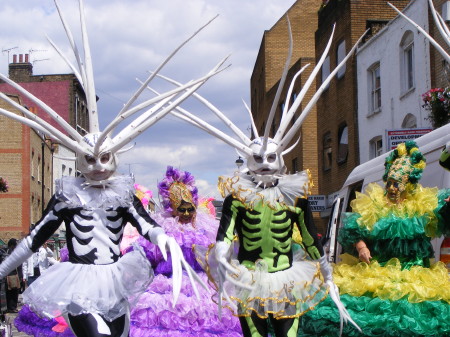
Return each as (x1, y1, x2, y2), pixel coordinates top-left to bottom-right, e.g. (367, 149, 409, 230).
(253, 155, 263, 163)
(85, 155, 96, 165)
(267, 153, 276, 163)
(100, 152, 111, 164)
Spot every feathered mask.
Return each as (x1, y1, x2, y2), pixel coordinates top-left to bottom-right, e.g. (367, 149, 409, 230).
(158, 166, 199, 214)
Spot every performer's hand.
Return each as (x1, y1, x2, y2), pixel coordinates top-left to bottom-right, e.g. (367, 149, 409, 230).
(358, 247, 371, 264)
(355, 240, 371, 264)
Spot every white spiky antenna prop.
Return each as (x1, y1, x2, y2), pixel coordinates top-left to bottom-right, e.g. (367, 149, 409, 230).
(388, 0, 450, 65)
(0, 0, 226, 169)
(142, 18, 367, 181)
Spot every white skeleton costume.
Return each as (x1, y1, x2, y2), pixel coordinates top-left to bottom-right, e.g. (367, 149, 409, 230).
(0, 1, 226, 336)
(147, 18, 364, 337)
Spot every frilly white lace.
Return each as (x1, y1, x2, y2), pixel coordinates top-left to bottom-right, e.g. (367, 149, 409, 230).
(55, 175, 135, 209)
(218, 170, 311, 208)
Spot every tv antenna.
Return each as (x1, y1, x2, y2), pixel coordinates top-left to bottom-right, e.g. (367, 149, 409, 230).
(2, 46, 18, 64)
(29, 48, 47, 55)
(33, 58, 50, 66)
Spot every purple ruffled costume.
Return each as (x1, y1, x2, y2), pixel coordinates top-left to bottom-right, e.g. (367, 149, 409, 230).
(130, 211, 242, 337)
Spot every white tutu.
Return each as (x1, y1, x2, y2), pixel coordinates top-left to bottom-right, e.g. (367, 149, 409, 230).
(22, 248, 153, 321)
(196, 243, 328, 319)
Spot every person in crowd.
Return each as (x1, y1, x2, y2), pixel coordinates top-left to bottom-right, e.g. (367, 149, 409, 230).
(23, 242, 58, 287)
(4, 239, 22, 314)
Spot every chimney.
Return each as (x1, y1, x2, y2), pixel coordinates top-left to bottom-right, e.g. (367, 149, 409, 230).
(9, 53, 33, 82)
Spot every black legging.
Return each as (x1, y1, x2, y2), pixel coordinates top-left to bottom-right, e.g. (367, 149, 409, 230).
(239, 312, 298, 337)
(68, 313, 127, 337)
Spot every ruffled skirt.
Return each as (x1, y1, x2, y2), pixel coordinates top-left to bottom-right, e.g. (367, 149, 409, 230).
(196, 243, 328, 319)
(299, 256, 450, 336)
(22, 248, 153, 322)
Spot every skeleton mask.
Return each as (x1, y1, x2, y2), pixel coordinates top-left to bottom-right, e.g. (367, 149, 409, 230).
(76, 133, 118, 184)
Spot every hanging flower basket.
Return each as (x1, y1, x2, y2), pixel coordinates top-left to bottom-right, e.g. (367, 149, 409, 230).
(422, 87, 450, 128)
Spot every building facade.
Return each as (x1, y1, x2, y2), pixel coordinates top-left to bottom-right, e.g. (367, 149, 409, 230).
(0, 54, 88, 243)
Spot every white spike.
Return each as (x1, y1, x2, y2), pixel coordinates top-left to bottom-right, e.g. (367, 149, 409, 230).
(279, 29, 367, 151)
(280, 63, 310, 120)
(281, 135, 301, 156)
(145, 70, 252, 145)
(118, 15, 219, 117)
(387, 2, 450, 64)
(78, 0, 99, 132)
(274, 24, 336, 144)
(95, 56, 230, 155)
(262, 16, 293, 152)
(242, 99, 259, 139)
(109, 65, 225, 154)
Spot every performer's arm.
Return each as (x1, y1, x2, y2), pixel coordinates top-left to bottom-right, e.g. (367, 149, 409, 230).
(126, 195, 165, 244)
(0, 195, 64, 278)
(216, 195, 237, 244)
(295, 198, 324, 259)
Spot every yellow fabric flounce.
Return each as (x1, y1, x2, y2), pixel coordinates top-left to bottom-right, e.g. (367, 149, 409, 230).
(350, 183, 439, 236)
(333, 256, 450, 303)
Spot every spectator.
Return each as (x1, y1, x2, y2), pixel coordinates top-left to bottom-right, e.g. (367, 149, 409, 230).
(5, 239, 21, 313)
(22, 242, 58, 286)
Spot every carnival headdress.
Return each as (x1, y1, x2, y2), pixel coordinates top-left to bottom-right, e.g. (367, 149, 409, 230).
(0, 0, 227, 185)
(158, 166, 198, 214)
(383, 141, 426, 192)
(143, 18, 367, 187)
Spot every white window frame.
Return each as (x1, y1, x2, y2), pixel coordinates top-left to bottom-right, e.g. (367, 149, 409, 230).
(369, 63, 381, 114)
(400, 31, 415, 94)
(370, 136, 383, 159)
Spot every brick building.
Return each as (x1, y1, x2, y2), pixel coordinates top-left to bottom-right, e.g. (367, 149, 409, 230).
(0, 54, 88, 243)
(315, 0, 410, 208)
(250, 0, 326, 231)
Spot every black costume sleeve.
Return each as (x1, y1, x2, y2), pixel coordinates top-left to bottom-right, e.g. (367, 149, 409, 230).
(295, 198, 324, 258)
(216, 195, 236, 244)
(125, 195, 162, 243)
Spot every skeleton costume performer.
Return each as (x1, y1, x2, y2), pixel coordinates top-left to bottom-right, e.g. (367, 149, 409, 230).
(129, 166, 242, 336)
(300, 141, 450, 336)
(152, 17, 364, 337)
(0, 1, 226, 336)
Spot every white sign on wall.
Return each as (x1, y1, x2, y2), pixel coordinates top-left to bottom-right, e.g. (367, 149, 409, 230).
(386, 128, 432, 150)
(308, 195, 326, 212)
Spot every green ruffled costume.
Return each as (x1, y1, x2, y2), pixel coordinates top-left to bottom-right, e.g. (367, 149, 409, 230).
(299, 183, 450, 336)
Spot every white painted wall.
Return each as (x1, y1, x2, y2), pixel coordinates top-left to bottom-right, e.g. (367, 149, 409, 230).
(52, 144, 76, 194)
(356, 0, 432, 164)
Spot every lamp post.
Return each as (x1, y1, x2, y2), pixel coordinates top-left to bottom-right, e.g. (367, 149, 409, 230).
(235, 156, 244, 170)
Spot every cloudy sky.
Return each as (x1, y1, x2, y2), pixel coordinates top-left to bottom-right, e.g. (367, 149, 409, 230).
(0, 0, 298, 201)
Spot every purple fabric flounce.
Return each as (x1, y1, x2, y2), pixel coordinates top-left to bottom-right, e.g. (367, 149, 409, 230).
(14, 305, 74, 337)
(130, 273, 242, 336)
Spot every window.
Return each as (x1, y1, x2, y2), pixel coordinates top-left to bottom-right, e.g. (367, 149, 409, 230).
(292, 157, 298, 173)
(337, 124, 348, 163)
(400, 31, 414, 93)
(336, 40, 346, 79)
(401, 113, 417, 128)
(323, 132, 332, 171)
(370, 136, 383, 159)
(37, 156, 41, 183)
(321, 56, 331, 90)
(31, 150, 35, 178)
(369, 63, 381, 113)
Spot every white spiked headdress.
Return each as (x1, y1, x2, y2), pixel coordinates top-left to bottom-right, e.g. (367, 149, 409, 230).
(144, 17, 367, 187)
(0, 0, 226, 185)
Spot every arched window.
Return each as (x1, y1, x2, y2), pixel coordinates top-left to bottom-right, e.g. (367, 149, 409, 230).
(400, 31, 415, 93)
(369, 136, 383, 159)
(401, 113, 417, 128)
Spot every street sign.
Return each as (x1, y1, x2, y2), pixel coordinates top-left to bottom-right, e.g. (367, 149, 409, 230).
(308, 195, 326, 212)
